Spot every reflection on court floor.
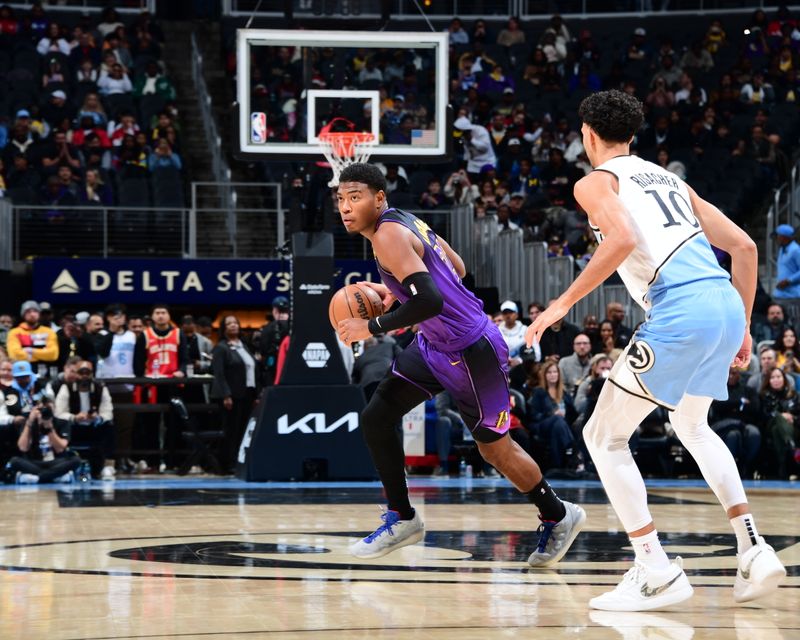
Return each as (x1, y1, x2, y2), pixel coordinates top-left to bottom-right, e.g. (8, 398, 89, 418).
(0, 478, 796, 639)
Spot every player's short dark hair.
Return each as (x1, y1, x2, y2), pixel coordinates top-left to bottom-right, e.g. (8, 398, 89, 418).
(104, 303, 126, 316)
(338, 163, 387, 193)
(578, 90, 644, 143)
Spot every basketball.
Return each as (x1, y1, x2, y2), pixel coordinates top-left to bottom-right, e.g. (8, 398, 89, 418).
(328, 283, 384, 329)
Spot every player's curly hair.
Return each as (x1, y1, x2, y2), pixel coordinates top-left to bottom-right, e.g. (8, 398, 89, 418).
(578, 90, 644, 143)
(339, 163, 387, 193)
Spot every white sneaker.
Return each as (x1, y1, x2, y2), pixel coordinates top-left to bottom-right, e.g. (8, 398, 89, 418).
(349, 509, 425, 559)
(590, 610, 696, 640)
(590, 557, 694, 612)
(53, 471, 75, 484)
(100, 465, 116, 481)
(733, 537, 786, 603)
(16, 472, 39, 484)
(528, 501, 586, 567)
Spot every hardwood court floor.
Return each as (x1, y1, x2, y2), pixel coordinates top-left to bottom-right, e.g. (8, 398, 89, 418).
(0, 477, 796, 640)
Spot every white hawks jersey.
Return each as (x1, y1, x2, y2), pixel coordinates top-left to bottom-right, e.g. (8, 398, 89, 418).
(591, 155, 730, 310)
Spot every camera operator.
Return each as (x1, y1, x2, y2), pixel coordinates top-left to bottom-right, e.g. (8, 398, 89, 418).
(4, 361, 80, 483)
(6, 404, 81, 483)
(453, 116, 497, 182)
(55, 360, 116, 480)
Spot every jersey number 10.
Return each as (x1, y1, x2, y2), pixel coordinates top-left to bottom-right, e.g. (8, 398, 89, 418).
(645, 189, 700, 229)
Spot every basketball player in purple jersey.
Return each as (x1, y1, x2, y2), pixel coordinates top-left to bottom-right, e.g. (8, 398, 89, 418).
(334, 163, 585, 561)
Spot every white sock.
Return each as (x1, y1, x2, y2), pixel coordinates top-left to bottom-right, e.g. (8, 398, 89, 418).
(731, 514, 760, 554)
(631, 530, 670, 571)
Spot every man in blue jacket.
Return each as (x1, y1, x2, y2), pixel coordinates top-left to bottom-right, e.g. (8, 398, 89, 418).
(773, 224, 800, 300)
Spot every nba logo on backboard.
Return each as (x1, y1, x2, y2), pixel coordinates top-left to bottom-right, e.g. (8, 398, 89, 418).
(251, 112, 267, 144)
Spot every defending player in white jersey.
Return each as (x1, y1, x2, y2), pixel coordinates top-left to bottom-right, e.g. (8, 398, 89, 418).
(526, 90, 786, 612)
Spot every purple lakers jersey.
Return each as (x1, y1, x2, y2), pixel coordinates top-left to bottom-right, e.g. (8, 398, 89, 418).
(375, 208, 489, 351)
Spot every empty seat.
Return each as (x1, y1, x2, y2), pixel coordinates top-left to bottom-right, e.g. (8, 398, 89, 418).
(103, 93, 136, 120)
(408, 169, 434, 197)
(153, 182, 185, 208)
(138, 94, 166, 127)
(508, 42, 532, 67)
(152, 167, 184, 207)
(6, 187, 39, 205)
(12, 50, 40, 78)
(151, 165, 181, 186)
(388, 191, 415, 209)
(119, 178, 150, 207)
(0, 50, 11, 75)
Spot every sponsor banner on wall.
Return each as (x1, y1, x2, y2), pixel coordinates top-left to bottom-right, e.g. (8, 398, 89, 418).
(33, 258, 380, 305)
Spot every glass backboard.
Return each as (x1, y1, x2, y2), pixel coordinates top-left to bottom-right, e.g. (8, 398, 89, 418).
(235, 29, 449, 161)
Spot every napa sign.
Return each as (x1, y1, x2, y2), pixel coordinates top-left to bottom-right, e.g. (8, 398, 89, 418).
(33, 258, 380, 305)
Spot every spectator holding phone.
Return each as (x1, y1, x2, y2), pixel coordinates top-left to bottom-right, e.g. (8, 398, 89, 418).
(443, 168, 479, 204)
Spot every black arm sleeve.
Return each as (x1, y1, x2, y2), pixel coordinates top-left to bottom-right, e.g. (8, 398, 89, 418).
(367, 271, 443, 334)
(95, 332, 113, 359)
(133, 333, 146, 377)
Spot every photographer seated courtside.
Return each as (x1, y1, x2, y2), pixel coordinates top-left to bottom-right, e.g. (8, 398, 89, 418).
(4, 361, 81, 484)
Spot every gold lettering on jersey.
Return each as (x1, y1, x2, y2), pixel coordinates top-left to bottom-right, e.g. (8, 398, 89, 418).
(495, 410, 509, 430)
(413, 219, 434, 246)
(413, 217, 458, 277)
(148, 344, 178, 354)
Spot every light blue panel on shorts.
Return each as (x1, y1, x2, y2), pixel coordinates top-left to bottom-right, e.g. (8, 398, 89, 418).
(612, 280, 745, 408)
(648, 233, 730, 303)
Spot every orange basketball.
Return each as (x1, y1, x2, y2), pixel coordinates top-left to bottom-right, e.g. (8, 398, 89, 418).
(329, 283, 384, 329)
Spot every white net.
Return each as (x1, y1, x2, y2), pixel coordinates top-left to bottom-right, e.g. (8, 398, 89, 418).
(319, 133, 376, 187)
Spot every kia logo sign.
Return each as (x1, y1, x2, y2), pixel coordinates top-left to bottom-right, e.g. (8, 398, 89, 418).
(277, 412, 359, 434)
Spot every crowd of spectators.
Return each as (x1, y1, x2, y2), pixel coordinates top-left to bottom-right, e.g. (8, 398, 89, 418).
(0, 5, 184, 210)
(441, 9, 799, 252)
(470, 295, 798, 481)
(1, 284, 798, 483)
(2, 7, 800, 482)
(0, 298, 293, 483)
(243, 8, 799, 265)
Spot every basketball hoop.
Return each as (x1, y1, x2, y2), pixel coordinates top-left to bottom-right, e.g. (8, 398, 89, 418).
(318, 131, 376, 187)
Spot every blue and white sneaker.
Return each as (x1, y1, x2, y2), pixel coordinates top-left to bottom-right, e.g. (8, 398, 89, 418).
(349, 508, 425, 559)
(527, 501, 586, 567)
(53, 471, 75, 484)
(16, 472, 39, 484)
